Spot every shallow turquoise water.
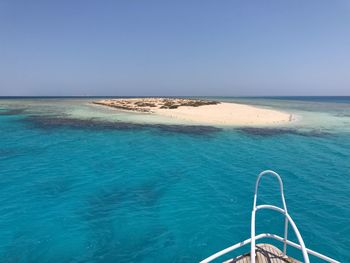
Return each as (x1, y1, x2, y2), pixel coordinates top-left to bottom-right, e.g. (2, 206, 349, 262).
(0, 98, 349, 262)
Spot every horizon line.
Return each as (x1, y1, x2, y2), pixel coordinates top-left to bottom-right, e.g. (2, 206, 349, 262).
(1, 95, 350, 98)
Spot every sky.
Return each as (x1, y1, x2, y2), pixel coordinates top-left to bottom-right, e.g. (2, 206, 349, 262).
(0, 0, 349, 96)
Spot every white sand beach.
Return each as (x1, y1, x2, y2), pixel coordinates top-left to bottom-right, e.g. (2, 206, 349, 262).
(93, 98, 292, 126)
(154, 102, 291, 126)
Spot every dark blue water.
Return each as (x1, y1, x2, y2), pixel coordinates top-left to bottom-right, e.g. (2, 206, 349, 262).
(242, 96, 350, 104)
(0, 98, 349, 262)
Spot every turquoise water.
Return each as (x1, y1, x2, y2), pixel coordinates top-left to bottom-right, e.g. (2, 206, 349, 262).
(0, 97, 349, 262)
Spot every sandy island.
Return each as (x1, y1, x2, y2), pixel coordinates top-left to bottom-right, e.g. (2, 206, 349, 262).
(92, 98, 292, 126)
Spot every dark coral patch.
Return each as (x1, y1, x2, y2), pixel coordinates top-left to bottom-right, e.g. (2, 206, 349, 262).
(23, 115, 221, 135)
(237, 127, 331, 137)
(0, 108, 26, 115)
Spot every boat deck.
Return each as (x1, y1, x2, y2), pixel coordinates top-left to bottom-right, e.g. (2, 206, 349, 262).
(223, 244, 301, 263)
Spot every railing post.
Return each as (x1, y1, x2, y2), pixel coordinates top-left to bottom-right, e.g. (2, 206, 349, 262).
(251, 188, 258, 263)
(283, 216, 288, 256)
(251, 209, 256, 263)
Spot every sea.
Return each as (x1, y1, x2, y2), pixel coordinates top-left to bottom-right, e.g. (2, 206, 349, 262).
(0, 96, 349, 263)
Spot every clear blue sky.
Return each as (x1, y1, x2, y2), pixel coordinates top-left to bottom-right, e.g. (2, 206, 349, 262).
(0, 0, 349, 96)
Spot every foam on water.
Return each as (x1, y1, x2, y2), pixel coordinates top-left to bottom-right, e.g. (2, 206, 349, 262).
(0, 97, 349, 262)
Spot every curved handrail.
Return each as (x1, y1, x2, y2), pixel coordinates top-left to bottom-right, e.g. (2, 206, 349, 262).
(200, 170, 339, 263)
(253, 170, 287, 211)
(253, 204, 310, 262)
(200, 232, 340, 263)
(251, 170, 310, 263)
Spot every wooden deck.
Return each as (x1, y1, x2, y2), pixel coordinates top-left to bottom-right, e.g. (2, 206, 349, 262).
(223, 244, 301, 263)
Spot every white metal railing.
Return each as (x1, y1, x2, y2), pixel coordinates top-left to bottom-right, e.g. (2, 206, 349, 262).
(200, 170, 340, 263)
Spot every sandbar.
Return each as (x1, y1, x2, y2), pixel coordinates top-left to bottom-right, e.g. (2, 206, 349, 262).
(92, 98, 292, 126)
